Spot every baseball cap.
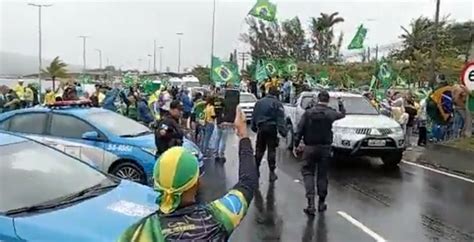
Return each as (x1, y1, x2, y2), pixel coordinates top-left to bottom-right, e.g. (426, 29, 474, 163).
(170, 100, 183, 110)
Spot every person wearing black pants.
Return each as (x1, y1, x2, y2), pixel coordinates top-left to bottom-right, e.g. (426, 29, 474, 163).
(294, 91, 345, 215)
(251, 86, 286, 181)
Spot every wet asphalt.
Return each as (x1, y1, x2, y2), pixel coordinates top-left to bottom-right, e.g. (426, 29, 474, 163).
(198, 131, 474, 242)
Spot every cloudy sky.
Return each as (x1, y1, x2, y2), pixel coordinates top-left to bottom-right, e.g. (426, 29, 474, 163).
(0, 0, 472, 72)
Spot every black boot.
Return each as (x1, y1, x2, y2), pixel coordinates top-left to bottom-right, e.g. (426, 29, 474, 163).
(318, 197, 327, 212)
(269, 170, 278, 182)
(303, 196, 316, 215)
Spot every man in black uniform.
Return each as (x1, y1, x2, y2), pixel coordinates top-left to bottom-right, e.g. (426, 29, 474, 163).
(155, 100, 184, 157)
(251, 86, 286, 181)
(294, 90, 345, 215)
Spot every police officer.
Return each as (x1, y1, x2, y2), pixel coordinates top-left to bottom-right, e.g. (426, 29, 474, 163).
(294, 90, 345, 215)
(251, 86, 286, 181)
(155, 100, 184, 157)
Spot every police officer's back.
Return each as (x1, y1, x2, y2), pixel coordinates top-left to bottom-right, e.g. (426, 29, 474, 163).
(251, 86, 286, 181)
(155, 100, 184, 156)
(294, 90, 345, 215)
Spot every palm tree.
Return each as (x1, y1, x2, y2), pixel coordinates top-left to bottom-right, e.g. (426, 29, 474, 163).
(42, 56, 68, 90)
(310, 12, 344, 63)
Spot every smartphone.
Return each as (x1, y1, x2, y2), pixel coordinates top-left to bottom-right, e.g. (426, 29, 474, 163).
(223, 89, 240, 123)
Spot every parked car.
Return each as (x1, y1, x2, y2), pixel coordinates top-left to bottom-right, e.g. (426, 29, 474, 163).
(0, 101, 203, 184)
(240, 92, 257, 121)
(0, 131, 158, 241)
(284, 91, 405, 167)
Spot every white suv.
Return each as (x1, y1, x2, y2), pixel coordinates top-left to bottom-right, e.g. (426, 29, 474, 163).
(284, 91, 405, 167)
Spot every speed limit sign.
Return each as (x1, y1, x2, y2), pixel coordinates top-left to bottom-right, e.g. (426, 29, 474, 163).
(461, 62, 474, 91)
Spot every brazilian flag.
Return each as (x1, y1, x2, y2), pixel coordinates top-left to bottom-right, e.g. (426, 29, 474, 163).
(255, 60, 268, 83)
(348, 24, 368, 50)
(211, 56, 240, 85)
(263, 60, 278, 76)
(376, 60, 393, 90)
(249, 0, 277, 22)
(286, 61, 298, 75)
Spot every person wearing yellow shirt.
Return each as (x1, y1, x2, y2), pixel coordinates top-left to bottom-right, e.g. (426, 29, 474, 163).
(24, 86, 34, 107)
(44, 88, 56, 105)
(14, 80, 26, 108)
(201, 96, 216, 155)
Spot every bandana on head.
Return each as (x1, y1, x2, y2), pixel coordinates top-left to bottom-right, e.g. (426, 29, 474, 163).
(154, 147, 199, 214)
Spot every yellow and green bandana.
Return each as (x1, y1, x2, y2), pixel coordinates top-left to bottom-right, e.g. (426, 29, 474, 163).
(154, 146, 199, 214)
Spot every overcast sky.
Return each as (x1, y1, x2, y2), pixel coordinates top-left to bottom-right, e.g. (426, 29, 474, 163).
(0, 0, 472, 71)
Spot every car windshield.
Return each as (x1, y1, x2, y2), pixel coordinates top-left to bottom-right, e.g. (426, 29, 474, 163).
(301, 96, 378, 115)
(240, 94, 256, 103)
(86, 111, 151, 137)
(0, 141, 109, 213)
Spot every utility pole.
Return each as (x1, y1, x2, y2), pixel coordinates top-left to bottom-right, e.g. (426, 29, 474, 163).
(153, 40, 157, 73)
(147, 54, 152, 72)
(95, 49, 102, 69)
(28, 3, 52, 94)
(430, 0, 441, 86)
(238, 52, 250, 70)
(176, 32, 184, 73)
(78, 36, 90, 72)
(367, 47, 371, 62)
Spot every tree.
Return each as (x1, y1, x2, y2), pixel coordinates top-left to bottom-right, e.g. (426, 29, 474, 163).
(447, 21, 474, 62)
(281, 17, 312, 61)
(42, 56, 68, 90)
(310, 12, 344, 64)
(191, 66, 211, 85)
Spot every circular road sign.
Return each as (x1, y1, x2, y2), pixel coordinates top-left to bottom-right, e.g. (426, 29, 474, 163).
(461, 62, 474, 91)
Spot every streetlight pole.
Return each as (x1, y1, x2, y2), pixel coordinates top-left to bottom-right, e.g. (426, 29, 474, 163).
(176, 32, 184, 73)
(147, 54, 152, 72)
(430, 0, 441, 86)
(95, 49, 102, 69)
(28, 3, 52, 94)
(159, 46, 164, 73)
(78, 36, 89, 72)
(153, 40, 157, 73)
(210, 0, 216, 59)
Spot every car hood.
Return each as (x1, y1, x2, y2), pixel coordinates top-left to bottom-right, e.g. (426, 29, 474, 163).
(121, 134, 197, 150)
(334, 114, 399, 128)
(13, 180, 158, 242)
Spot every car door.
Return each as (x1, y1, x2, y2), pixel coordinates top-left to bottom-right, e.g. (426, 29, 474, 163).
(0, 216, 20, 241)
(47, 113, 108, 169)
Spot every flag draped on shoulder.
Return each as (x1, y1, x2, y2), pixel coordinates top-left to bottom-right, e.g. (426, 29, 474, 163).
(211, 56, 240, 85)
(348, 24, 368, 50)
(249, 0, 277, 22)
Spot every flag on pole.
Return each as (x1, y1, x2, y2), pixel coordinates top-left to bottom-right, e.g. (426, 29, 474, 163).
(211, 56, 240, 85)
(255, 60, 268, 83)
(369, 75, 377, 91)
(377, 61, 393, 90)
(249, 0, 277, 22)
(286, 61, 298, 74)
(263, 60, 278, 76)
(348, 24, 368, 50)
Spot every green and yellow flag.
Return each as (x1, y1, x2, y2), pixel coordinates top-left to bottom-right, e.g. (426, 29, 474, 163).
(255, 60, 268, 83)
(348, 24, 368, 50)
(211, 56, 240, 85)
(377, 60, 393, 90)
(249, 0, 277, 22)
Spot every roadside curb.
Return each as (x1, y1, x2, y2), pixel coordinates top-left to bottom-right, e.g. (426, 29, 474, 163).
(405, 144, 474, 179)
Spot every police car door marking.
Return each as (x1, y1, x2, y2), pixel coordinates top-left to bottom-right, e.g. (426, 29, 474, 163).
(106, 144, 133, 152)
(107, 200, 155, 217)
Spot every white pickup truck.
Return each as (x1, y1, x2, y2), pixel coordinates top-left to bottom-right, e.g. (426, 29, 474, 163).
(284, 91, 405, 167)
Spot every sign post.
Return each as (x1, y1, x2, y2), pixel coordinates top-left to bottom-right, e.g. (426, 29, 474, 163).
(460, 62, 474, 137)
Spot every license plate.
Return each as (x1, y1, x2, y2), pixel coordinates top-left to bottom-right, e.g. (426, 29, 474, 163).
(368, 139, 386, 146)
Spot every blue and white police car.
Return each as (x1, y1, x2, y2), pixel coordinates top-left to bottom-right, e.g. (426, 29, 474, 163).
(0, 101, 203, 184)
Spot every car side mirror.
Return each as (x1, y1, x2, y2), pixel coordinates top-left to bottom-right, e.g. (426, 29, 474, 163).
(82, 131, 99, 141)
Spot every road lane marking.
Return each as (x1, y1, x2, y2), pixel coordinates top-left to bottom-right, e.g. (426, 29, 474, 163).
(337, 211, 387, 242)
(402, 160, 474, 184)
